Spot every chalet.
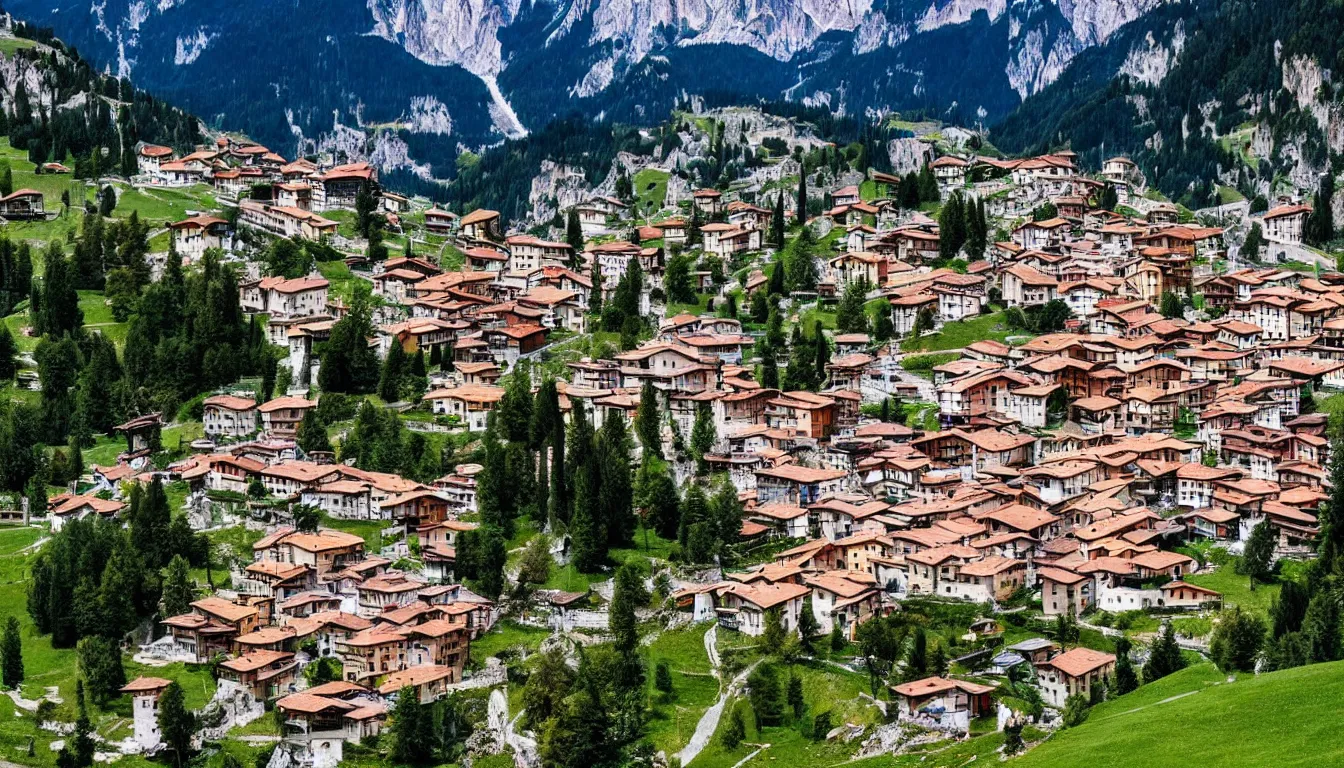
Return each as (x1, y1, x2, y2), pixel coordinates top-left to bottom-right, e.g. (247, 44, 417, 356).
(169, 215, 229, 260)
(423, 384, 505, 431)
(259, 396, 317, 437)
(239, 201, 338, 241)
(891, 677, 995, 731)
(1038, 647, 1115, 707)
(203, 395, 259, 439)
(1261, 204, 1311, 245)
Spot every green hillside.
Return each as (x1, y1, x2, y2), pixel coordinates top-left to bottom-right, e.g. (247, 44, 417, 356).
(1012, 661, 1344, 767)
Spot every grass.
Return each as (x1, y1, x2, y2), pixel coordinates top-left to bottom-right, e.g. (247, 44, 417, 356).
(1185, 565, 1281, 617)
(0, 527, 218, 767)
(634, 168, 670, 211)
(643, 626, 719, 757)
(901, 311, 1024, 352)
(666, 293, 714, 318)
(317, 259, 359, 304)
(467, 620, 552, 666)
(901, 351, 960, 376)
(1011, 661, 1344, 767)
(318, 513, 390, 552)
(693, 659, 884, 768)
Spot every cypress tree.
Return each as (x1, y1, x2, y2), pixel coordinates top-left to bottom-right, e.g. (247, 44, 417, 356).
(795, 166, 808, 224)
(634, 381, 662, 459)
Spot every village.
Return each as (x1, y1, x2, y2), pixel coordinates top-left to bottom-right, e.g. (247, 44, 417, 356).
(1, 89, 1342, 768)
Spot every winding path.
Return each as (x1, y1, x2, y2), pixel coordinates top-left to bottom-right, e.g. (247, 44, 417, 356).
(676, 626, 759, 768)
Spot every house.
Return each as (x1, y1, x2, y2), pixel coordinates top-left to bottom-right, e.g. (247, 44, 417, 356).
(122, 677, 173, 750)
(319, 163, 376, 210)
(1001, 264, 1059, 307)
(424, 384, 505, 431)
(168, 215, 229, 259)
(137, 143, 173, 175)
(259, 396, 317, 437)
(459, 209, 503, 242)
(1013, 218, 1070, 249)
(253, 528, 366, 576)
(714, 582, 809, 636)
(423, 207, 457, 234)
(1261, 204, 1312, 245)
(755, 465, 848, 505)
(217, 650, 299, 700)
(203, 395, 259, 439)
(238, 201, 338, 241)
(50, 494, 126, 532)
(1038, 647, 1116, 707)
(891, 677, 995, 731)
(1038, 566, 1092, 616)
(691, 188, 723, 215)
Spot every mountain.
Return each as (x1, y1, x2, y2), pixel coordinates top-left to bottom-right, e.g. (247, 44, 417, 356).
(992, 0, 1344, 209)
(9, 0, 1166, 183)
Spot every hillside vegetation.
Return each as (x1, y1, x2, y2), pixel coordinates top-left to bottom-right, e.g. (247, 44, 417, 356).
(1012, 661, 1344, 767)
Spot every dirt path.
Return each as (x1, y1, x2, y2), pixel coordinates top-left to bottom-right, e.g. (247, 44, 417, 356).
(676, 658, 760, 766)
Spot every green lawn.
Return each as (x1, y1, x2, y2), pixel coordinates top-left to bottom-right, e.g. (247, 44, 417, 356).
(317, 259, 360, 304)
(901, 312, 1025, 352)
(1185, 564, 1281, 617)
(1011, 661, 1344, 767)
(634, 168, 670, 211)
(666, 293, 714, 318)
(467, 620, 552, 666)
(643, 626, 719, 757)
(0, 527, 218, 767)
(319, 513, 390, 552)
(693, 660, 884, 768)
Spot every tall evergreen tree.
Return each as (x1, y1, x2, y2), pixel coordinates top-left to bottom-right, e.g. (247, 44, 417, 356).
(634, 381, 662, 459)
(795, 166, 808, 224)
(1143, 623, 1186, 683)
(1, 616, 21, 690)
(158, 681, 194, 767)
(161, 555, 194, 619)
(565, 208, 585, 255)
(690, 402, 717, 475)
(771, 193, 786, 247)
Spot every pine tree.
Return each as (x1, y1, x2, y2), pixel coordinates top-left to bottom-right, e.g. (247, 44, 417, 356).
(1, 616, 22, 689)
(1304, 590, 1341, 662)
(798, 597, 820, 652)
(78, 635, 126, 705)
(690, 402, 717, 475)
(634, 381, 662, 459)
(378, 343, 408, 402)
(1239, 520, 1275, 590)
(1209, 607, 1266, 672)
(787, 673, 805, 719)
(760, 351, 779, 388)
(636, 458, 680, 540)
(1143, 623, 1186, 683)
(161, 555, 194, 619)
(835, 280, 867, 333)
(566, 208, 585, 255)
(813, 321, 830, 385)
(771, 193, 786, 247)
(1113, 636, 1138, 695)
(795, 167, 808, 224)
(570, 469, 606, 572)
(720, 704, 745, 748)
(296, 408, 332, 455)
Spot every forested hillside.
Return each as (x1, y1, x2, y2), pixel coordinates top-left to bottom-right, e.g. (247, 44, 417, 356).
(993, 0, 1344, 208)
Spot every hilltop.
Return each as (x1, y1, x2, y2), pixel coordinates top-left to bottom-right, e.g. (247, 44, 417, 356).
(1011, 661, 1344, 767)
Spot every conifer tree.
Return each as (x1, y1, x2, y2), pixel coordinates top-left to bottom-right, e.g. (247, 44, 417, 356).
(634, 381, 662, 459)
(161, 555, 194, 619)
(378, 343, 407, 402)
(1, 617, 22, 689)
(1143, 623, 1186, 683)
(795, 166, 808, 224)
(690, 402, 717, 475)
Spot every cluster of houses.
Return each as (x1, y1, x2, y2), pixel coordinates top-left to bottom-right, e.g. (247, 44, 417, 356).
(98, 140, 1342, 746)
